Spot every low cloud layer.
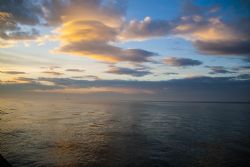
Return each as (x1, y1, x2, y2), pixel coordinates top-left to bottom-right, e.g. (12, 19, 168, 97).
(1, 76, 250, 101)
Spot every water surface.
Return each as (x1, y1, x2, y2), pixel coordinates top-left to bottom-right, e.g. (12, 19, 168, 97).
(1, 98, 250, 167)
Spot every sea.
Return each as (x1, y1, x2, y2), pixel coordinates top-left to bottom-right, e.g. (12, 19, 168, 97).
(1, 97, 250, 167)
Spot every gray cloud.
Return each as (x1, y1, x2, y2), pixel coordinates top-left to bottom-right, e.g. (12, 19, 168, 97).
(234, 66, 250, 71)
(56, 20, 158, 63)
(15, 77, 36, 82)
(236, 74, 250, 80)
(71, 75, 99, 80)
(42, 71, 63, 76)
(1, 0, 250, 59)
(164, 57, 202, 67)
(0, 0, 42, 42)
(120, 17, 172, 40)
(1, 76, 250, 101)
(174, 1, 250, 57)
(164, 72, 178, 75)
(84, 75, 100, 80)
(66, 69, 85, 72)
(206, 66, 236, 75)
(120, 1, 250, 57)
(106, 66, 152, 77)
(195, 40, 250, 56)
(0, 70, 26, 74)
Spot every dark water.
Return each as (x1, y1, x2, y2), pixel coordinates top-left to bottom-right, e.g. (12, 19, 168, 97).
(1, 98, 250, 167)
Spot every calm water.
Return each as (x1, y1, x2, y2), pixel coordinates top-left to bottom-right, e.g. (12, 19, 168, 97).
(1, 98, 250, 167)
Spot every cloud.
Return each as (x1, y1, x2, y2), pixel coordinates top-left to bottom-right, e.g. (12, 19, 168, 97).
(1, 76, 250, 101)
(164, 72, 178, 75)
(119, 16, 172, 41)
(55, 19, 157, 63)
(233, 65, 250, 71)
(0, 70, 26, 74)
(47, 0, 156, 63)
(42, 71, 63, 75)
(106, 66, 152, 77)
(206, 66, 236, 75)
(66, 69, 85, 72)
(0, 0, 126, 47)
(0, 6, 41, 47)
(120, 1, 250, 57)
(194, 40, 250, 56)
(15, 77, 36, 83)
(1, 0, 249, 59)
(72, 75, 99, 80)
(236, 74, 250, 80)
(84, 75, 99, 80)
(164, 57, 202, 67)
(171, 1, 250, 57)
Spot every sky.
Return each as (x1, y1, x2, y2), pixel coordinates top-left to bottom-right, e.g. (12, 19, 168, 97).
(0, 0, 250, 101)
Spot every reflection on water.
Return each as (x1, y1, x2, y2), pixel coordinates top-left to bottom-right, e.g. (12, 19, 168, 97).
(1, 98, 250, 167)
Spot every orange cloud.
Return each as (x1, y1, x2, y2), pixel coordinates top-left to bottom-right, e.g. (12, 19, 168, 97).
(174, 17, 241, 42)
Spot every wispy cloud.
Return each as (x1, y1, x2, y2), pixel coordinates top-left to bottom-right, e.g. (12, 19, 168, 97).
(0, 70, 26, 75)
(206, 66, 236, 75)
(42, 71, 64, 76)
(65, 69, 85, 72)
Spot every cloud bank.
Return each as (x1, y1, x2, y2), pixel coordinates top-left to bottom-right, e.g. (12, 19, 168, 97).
(1, 76, 250, 101)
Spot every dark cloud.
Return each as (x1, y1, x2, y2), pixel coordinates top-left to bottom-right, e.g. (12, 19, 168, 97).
(1, 0, 250, 59)
(0, 0, 42, 42)
(0, 70, 26, 74)
(164, 72, 178, 75)
(0, 0, 126, 46)
(41, 0, 127, 26)
(235, 66, 250, 70)
(1, 76, 250, 101)
(206, 66, 236, 75)
(164, 57, 202, 67)
(195, 40, 250, 56)
(174, 1, 250, 57)
(58, 41, 157, 63)
(120, 17, 173, 40)
(243, 58, 250, 62)
(0, 0, 43, 25)
(120, 1, 250, 58)
(236, 74, 250, 80)
(106, 66, 152, 77)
